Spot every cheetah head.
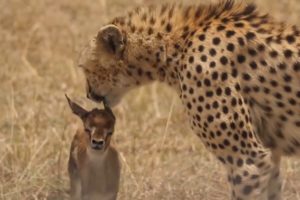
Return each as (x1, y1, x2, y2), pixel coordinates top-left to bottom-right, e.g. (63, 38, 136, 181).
(79, 25, 135, 107)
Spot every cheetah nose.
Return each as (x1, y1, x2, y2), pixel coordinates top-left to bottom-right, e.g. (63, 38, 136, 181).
(91, 139, 105, 150)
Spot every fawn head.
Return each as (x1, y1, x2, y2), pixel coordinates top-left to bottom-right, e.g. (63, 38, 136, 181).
(66, 95, 116, 151)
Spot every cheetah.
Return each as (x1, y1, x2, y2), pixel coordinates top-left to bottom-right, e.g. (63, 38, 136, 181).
(78, 1, 300, 199)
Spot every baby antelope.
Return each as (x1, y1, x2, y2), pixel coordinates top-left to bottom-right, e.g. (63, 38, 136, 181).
(66, 95, 121, 200)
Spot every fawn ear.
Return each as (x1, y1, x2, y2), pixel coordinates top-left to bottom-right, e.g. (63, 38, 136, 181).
(97, 24, 125, 57)
(65, 94, 88, 119)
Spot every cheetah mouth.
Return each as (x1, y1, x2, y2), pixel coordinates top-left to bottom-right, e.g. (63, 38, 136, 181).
(87, 90, 105, 103)
(103, 94, 122, 108)
(88, 89, 125, 107)
(87, 91, 114, 108)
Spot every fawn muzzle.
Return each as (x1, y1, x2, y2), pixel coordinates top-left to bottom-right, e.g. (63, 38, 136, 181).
(91, 139, 105, 150)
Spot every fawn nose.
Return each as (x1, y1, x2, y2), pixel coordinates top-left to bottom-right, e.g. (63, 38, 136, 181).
(91, 139, 105, 150)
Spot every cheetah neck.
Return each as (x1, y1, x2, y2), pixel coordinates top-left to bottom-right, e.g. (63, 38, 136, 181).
(121, 31, 183, 92)
(112, 1, 263, 92)
(110, 4, 199, 92)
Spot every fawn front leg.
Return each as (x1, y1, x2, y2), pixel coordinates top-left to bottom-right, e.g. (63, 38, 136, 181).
(70, 175, 81, 200)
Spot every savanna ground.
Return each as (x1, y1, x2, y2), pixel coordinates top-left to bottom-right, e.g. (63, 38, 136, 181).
(1, 0, 300, 199)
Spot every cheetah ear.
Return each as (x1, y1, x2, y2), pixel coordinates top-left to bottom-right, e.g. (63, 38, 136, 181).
(97, 25, 125, 57)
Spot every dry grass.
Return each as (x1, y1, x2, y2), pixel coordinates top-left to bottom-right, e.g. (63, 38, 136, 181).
(0, 0, 300, 199)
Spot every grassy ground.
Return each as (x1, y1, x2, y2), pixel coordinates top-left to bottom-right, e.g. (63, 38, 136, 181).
(1, 0, 300, 199)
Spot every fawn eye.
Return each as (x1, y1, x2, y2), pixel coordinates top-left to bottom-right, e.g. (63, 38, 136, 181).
(84, 128, 91, 133)
(107, 131, 113, 135)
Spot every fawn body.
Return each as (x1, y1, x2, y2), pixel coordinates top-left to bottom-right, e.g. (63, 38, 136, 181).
(66, 95, 120, 200)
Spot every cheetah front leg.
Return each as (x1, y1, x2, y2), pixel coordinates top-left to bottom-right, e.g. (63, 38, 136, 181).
(267, 166, 282, 200)
(186, 86, 276, 200)
(266, 151, 282, 200)
(226, 152, 276, 200)
(227, 148, 282, 200)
